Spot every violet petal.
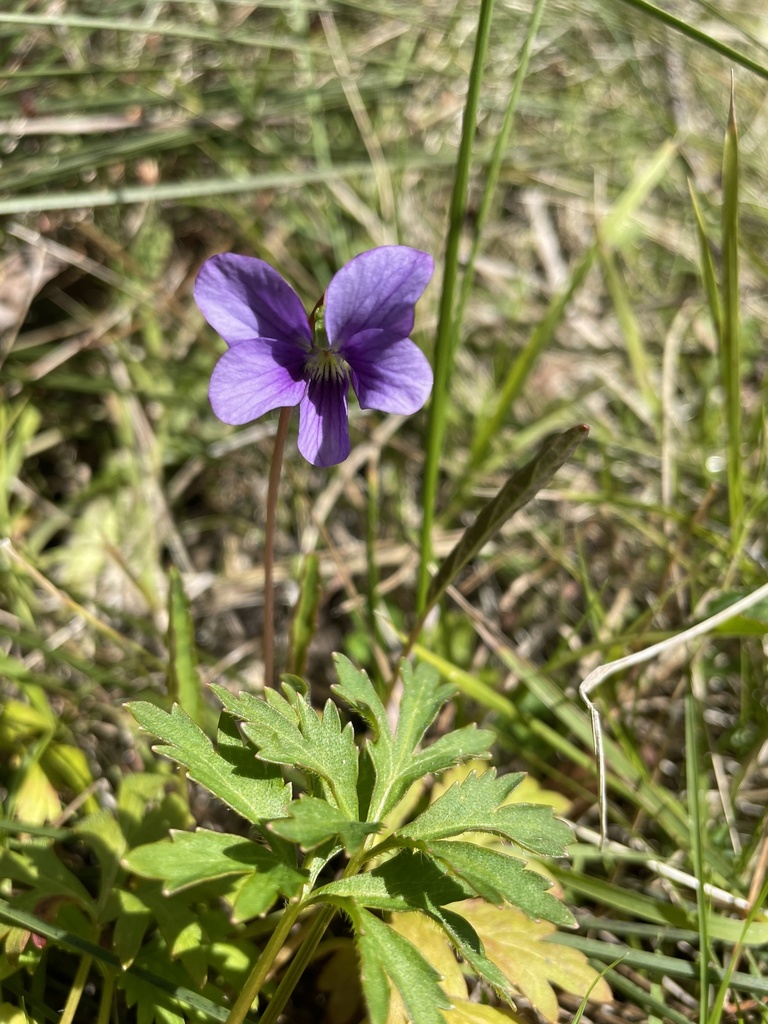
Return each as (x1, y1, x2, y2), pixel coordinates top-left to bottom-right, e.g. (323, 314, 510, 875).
(297, 376, 350, 466)
(345, 330, 433, 414)
(324, 246, 434, 345)
(209, 339, 307, 424)
(195, 253, 312, 348)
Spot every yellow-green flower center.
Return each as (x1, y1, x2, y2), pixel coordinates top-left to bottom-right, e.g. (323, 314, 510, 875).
(305, 347, 350, 384)
(306, 305, 349, 384)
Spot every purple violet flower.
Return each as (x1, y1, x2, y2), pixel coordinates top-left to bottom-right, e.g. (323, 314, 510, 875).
(194, 246, 434, 467)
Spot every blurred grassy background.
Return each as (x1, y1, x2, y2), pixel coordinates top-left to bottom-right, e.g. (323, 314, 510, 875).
(2, 0, 768, 1019)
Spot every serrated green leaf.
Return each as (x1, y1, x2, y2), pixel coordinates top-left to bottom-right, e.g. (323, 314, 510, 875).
(365, 661, 484, 824)
(315, 852, 513, 1005)
(0, 843, 95, 911)
(426, 842, 575, 927)
(105, 889, 152, 968)
(123, 829, 305, 899)
(394, 770, 521, 843)
(332, 654, 389, 741)
(407, 726, 494, 781)
(349, 904, 452, 1024)
(211, 684, 360, 818)
(128, 701, 290, 826)
(268, 796, 380, 853)
(396, 771, 571, 854)
(422, 899, 514, 1003)
(313, 850, 470, 911)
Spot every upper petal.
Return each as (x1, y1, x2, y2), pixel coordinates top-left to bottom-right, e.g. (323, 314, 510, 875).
(209, 338, 307, 425)
(195, 253, 312, 348)
(297, 376, 350, 467)
(324, 246, 434, 346)
(345, 331, 433, 414)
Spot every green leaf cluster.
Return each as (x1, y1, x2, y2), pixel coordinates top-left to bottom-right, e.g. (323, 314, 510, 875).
(124, 656, 577, 1022)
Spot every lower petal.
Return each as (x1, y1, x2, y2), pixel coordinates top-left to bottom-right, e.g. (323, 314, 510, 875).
(345, 333, 433, 414)
(209, 339, 306, 424)
(298, 377, 350, 466)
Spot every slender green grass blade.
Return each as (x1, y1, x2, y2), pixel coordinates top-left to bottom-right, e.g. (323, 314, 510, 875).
(685, 696, 710, 1019)
(166, 567, 202, 728)
(688, 181, 723, 342)
(611, 0, 768, 81)
(550, 934, 768, 998)
(0, 898, 257, 1023)
(721, 81, 743, 536)
(287, 553, 321, 676)
(709, 873, 768, 1024)
(412, 425, 587, 641)
(597, 242, 658, 415)
(416, 0, 496, 613)
(606, 968, 695, 1024)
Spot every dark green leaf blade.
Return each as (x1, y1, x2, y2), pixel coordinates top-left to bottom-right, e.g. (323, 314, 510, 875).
(312, 850, 470, 912)
(332, 653, 389, 741)
(268, 797, 380, 853)
(211, 684, 360, 819)
(123, 829, 305, 897)
(426, 841, 576, 926)
(395, 770, 572, 853)
(128, 701, 290, 825)
(366, 661, 460, 823)
(423, 425, 588, 617)
(349, 904, 452, 1024)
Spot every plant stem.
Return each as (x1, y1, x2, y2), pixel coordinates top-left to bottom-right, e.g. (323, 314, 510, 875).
(256, 905, 336, 1024)
(59, 953, 92, 1024)
(416, 0, 495, 614)
(224, 898, 305, 1024)
(263, 406, 292, 688)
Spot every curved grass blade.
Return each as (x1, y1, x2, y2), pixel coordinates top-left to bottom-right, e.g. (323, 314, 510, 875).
(612, 0, 768, 82)
(688, 182, 722, 341)
(0, 898, 254, 1023)
(721, 80, 742, 536)
(409, 424, 588, 646)
(416, 0, 496, 613)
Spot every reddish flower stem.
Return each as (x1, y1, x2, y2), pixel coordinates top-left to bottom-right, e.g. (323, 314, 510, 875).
(263, 406, 292, 687)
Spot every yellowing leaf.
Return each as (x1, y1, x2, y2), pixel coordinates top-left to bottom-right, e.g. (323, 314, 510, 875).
(457, 902, 612, 1024)
(391, 913, 467, 997)
(445, 1001, 525, 1024)
(0, 1002, 33, 1024)
(387, 913, 467, 1024)
(13, 760, 60, 824)
(501, 775, 570, 817)
(385, 914, 529, 1024)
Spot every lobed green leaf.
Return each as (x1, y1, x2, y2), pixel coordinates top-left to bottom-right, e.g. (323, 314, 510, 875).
(211, 683, 360, 819)
(426, 841, 575, 927)
(395, 770, 572, 854)
(268, 796, 380, 853)
(349, 904, 452, 1024)
(127, 701, 289, 826)
(123, 829, 305, 899)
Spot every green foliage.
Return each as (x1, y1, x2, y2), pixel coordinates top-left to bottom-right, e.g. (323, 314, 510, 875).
(127, 701, 290, 829)
(4, 0, 768, 1021)
(125, 657, 577, 1022)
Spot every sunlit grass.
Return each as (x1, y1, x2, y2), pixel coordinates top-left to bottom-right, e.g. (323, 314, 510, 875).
(2, 0, 768, 1020)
